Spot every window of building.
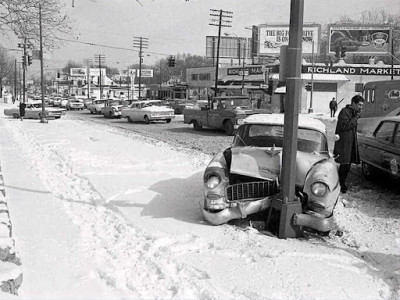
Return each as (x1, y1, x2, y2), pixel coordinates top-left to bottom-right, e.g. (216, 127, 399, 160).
(312, 82, 337, 92)
(191, 74, 199, 81)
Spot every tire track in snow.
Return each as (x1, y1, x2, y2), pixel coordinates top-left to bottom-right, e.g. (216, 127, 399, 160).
(2, 119, 239, 299)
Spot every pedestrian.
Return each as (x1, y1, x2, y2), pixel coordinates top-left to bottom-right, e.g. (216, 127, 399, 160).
(19, 102, 26, 121)
(333, 95, 365, 193)
(329, 97, 337, 118)
(12, 95, 15, 104)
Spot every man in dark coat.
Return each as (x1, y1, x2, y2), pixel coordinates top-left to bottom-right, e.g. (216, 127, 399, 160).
(19, 102, 26, 121)
(329, 97, 337, 118)
(333, 95, 364, 193)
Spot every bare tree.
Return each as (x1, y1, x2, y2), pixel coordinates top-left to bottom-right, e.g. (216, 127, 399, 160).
(0, 0, 71, 49)
(0, 47, 15, 96)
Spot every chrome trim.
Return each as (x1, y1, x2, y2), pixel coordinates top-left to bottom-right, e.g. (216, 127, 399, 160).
(293, 213, 334, 232)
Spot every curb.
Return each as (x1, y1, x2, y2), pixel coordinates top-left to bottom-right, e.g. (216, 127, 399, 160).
(0, 163, 23, 295)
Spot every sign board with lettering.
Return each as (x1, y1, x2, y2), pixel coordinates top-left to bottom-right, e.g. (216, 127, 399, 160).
(302, 65, 400, 76)
(328, 24, 392, 54)
(130, 69, 154, 78)
(258, 24, 320, 55)
(70, 68, 87, 76)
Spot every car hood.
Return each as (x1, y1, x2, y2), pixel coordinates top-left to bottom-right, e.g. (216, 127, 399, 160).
(230, 147, 327, 186)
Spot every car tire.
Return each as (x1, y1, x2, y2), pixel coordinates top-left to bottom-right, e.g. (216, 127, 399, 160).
(144, 115, 150, 124)
(361, 161, 377, 180)
(90, 110, 93, 114)
(224, 120, 234, 136)
(166, 119, 171, 123)
(12, 113, 19, 119)
(193, 121, 202, 131)
(127, 117, 133, 123)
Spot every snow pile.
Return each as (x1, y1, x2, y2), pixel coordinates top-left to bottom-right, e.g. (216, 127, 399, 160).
(0, 106, 398, 299)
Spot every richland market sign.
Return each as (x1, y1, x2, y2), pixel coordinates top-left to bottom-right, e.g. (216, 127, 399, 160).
(302, 65, 400, 76)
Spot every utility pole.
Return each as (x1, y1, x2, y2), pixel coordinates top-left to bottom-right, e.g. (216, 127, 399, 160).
(94, 54, 105, 99)
(133, 36, 149, 100)
(266, 0, 304, 239)
(17, 38, 27, 104)
(159, 60, 162, 99)
(14, 59, 17, 101)
(83, 59, 92, 99)
(308, 40, 315, 113)
(39, 4, 47, 123)
(209, 9, 232, 97)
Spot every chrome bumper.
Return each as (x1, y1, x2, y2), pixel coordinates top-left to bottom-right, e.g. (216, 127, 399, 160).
(202, 197, 272, 225)
(202, 198, 335, 233)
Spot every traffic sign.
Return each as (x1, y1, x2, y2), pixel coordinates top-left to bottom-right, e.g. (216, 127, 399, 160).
(260, 84, 269, 89)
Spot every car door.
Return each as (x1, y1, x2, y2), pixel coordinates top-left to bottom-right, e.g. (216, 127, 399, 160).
(367, 121, 398, 172)
(381, 122, 400, 176)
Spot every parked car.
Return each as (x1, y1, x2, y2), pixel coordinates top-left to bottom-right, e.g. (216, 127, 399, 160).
(358, 115, 400, 180)
(165, 99, 195, 114)
(87, 99, 108, 114)
(52, 96, 62, 107)
(3, 102, 66, 119)
(101, 99, 129, 118)
(66, 98, 85, 110)
(121, 100, 175, 124)
(201, 113, 340, 234)
(60, 97, 69, 108)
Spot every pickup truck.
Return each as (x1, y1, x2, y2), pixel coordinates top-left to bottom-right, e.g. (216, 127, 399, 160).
(183, 96, 268, 135)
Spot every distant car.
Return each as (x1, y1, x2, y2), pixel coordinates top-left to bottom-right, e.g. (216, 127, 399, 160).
(87, 99, 108, 114)
(53, 96, 62, 107)
(66, 99, 84, 110)
(60, 98, 69, 108)
(201, 113, 340, 234)
(121, 100, 175, 124)
(166, 99, 195, 114)
(358, 115, 400, 180)
(101, 99, 129, 118)
(3, 102, 66, 119)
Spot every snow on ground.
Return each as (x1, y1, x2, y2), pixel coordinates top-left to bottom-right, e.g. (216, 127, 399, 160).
(0, 102, 399, 299)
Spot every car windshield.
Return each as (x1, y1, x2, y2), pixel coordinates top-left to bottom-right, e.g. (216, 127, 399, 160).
(233, 124, 328, 153)
(218, 98, 251, 109)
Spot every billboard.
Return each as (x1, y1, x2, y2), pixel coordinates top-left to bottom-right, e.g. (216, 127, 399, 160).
(89, 68, 107, 77)
(206, 36, 251, 59)
(70, 68, 87, 76)
(130, 69, 153, 77)
(328, 24, 391, 54)
(258, 24, 321, 55)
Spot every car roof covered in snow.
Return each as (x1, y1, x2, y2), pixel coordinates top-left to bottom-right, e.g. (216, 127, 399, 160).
(243, 113, 326, 133)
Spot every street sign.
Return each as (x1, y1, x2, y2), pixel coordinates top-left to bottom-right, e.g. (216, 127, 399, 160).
(239, 70, 249, 76)
(260, 84, 269, 89)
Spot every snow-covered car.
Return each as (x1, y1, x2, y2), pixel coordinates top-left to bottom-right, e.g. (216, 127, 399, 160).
(101, 99, 130, 118)
(87, 99, 108, 114)
(121, 100, 175, 124)
(202, 114, 340, 234)
(358, 115, 400, 180)
(3, 102, 66, 119)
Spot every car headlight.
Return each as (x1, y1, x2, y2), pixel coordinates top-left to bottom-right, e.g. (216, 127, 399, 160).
(311, 182, 328, 197)
(206, 175, 221, 189)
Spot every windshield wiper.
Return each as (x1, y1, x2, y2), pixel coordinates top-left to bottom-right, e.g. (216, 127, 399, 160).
(236, 134, 248, 146)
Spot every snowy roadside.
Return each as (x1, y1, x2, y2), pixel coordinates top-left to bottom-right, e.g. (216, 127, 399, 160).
(0, 103, 399, 299)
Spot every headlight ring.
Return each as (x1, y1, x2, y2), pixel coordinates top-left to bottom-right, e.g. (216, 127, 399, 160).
(311, 182, 328, 197)
(205, 174, 221, 189)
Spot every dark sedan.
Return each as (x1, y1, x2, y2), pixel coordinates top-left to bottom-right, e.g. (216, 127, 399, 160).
(358, 116, 400, 180)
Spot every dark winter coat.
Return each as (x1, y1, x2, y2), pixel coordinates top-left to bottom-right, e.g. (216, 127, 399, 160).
(333, 104, 360, 164)
(329, 100, 337, 110)
(19, 103, 26, 117)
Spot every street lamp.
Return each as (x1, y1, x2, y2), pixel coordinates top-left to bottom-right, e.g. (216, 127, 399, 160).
(225, 33, 246, 95)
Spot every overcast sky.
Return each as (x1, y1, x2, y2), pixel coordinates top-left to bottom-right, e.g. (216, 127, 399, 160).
(4, 0, 400, 74)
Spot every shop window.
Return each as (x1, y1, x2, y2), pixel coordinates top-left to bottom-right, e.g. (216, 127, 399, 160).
(355, 83, 364, 92)
(191, 74, 199, 81)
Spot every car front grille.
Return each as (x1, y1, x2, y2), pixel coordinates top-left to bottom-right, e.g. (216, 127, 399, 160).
(226, 181, 278, 202)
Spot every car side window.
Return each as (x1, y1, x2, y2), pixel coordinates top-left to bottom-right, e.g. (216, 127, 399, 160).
(375, 121, 396, 143)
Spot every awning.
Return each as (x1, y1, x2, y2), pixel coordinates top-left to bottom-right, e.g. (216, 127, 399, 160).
(212, 85, 265, 90)
(271, 73, 350, 82)
(220, 74, 264, 83)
